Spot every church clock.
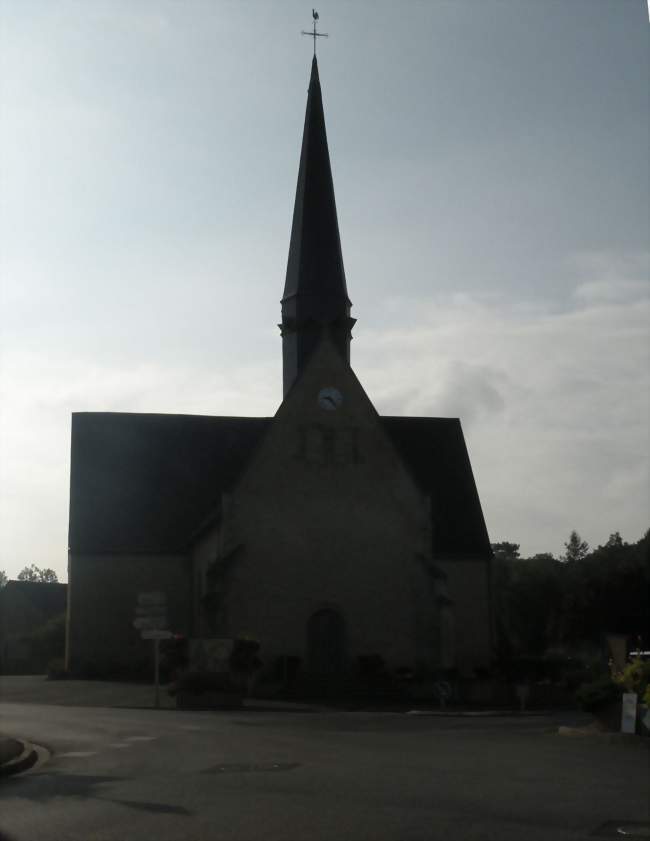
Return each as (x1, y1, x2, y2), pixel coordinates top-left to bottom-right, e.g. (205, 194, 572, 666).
(317, 387, 343, 411)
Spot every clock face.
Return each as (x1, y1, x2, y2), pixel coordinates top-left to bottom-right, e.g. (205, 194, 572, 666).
(317, 386, 343, 411)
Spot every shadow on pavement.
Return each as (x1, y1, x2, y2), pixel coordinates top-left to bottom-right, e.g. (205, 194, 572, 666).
(0, 772, 192, 817)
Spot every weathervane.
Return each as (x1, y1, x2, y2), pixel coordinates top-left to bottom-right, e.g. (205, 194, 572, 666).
(302, 9, 328, 56)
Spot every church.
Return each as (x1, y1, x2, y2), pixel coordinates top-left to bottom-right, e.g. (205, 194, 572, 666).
(66, 56, 493, 682)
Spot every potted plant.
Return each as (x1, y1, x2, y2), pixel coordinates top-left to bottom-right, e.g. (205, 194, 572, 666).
(229, 638, 263, 695)
(612, 658, 650, 736)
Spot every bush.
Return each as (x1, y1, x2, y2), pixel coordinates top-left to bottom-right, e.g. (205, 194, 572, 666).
(159, 634, 189, 682)
(229, 639, 262, 675)
(612, 658, 650, 696)
(575, 674, 622, 712)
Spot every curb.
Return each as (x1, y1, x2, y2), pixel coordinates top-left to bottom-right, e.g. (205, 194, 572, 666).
(406, 709, 550, 717)
(0, 741, 38, 777)
(557, 725, 648, 744)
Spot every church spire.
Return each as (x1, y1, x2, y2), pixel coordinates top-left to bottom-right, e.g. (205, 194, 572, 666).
(281, 55, 355, 397)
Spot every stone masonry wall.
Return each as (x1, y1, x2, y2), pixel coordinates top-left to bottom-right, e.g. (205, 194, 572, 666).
(214, 339, 439, 675)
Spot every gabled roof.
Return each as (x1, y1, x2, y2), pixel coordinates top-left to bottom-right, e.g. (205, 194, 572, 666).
(381, 417, 492, 558)
(69, 411, 490, 559)
(282, 56, 349, 321)
(68, 413, 271, 554)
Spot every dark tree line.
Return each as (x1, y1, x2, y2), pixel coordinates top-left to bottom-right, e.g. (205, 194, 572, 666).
(492, 530, 649, 661)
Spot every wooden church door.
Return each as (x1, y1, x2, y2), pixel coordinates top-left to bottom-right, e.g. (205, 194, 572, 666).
(307, 608, 345, 676)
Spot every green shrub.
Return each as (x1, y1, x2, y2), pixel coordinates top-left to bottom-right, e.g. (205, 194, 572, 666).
(613, 658, 650, 696)
(229, 639, 262, 675)
(575, 674, 622, 712)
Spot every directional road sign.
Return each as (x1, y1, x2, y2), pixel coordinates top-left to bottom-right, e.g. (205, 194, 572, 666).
(133, 616, 168, 631)
(138, 591, 167, 607)
(135, 605, 167, 618)
(142, 629, 173, 640)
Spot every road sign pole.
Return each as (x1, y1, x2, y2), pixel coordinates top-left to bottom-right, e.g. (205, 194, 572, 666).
(154, 637, 160, 709)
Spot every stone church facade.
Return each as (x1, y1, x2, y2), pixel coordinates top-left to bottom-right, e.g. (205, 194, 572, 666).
(66, 58, 493, 681)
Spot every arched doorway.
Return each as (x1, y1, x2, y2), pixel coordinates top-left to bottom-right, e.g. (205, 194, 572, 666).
(307, 608, 346, 677)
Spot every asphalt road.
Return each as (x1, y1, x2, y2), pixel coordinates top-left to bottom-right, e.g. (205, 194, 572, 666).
(0, 701, 648, 841)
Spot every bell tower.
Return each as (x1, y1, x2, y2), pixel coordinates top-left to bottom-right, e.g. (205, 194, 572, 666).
(280, 56, 355, 397)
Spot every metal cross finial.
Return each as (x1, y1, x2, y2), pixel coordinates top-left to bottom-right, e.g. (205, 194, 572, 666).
(301, 9, 328, 57)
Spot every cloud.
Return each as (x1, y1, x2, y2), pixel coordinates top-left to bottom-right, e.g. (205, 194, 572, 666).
(1, 250, 648, 578)
(571, 250, 649, 304)
(0, 352, 279, 580)
(355, 254, 650, 556)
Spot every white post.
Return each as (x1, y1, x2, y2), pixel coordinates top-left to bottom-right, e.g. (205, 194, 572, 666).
(621, 692, 637, 734)
(154, 638, 160, 709)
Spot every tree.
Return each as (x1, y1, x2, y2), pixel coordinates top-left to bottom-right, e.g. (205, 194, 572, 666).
(493, 528, 649, 658)
(490, 542, 521, 660)
(0, 570, 7, 588)
(16, 564, 58, 583)
(562, 531, 589, 563)
(604, 532, 625, 549)
(505, 553, 563, 655)
(491, 542, 520, 562)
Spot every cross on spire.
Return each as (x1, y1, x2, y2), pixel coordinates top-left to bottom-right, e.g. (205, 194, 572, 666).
(301, 9, 328, 56)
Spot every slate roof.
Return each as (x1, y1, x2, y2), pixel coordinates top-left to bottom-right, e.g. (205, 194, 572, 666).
(382, 417, 492, 558)
(0, 580, 67, 617)
(69, 412, 491, 558)
(69, 413, 271, 554)
(282, 56, 350, 321)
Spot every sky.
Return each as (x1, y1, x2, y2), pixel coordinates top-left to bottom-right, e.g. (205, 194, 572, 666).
(0, 0, 648, 582)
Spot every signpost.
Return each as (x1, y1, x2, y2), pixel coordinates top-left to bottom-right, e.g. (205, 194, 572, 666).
(133, 616, 168, 631)
(142, 630, 173, 640)
(135, 605, 167, 617)
(135, 592, 169, 708)
(621, 692, 637, 735)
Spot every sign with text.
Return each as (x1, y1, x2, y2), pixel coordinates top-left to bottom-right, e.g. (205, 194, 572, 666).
(133, 592, 170, 709)
(134, 616, 168, 631)
(142, 629, 173, 640)
(138, 591, 167, 607)
(135, 605, 167, 618)
(135, 592, 167, 629)
(189, 638, 234, 672)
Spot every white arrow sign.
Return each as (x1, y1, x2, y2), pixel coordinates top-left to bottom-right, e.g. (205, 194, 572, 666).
(133, 616, 168, 631)
(142, 629, 173, 640)
(135, 605, 167, 618)
(138, 591, 167, 607)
